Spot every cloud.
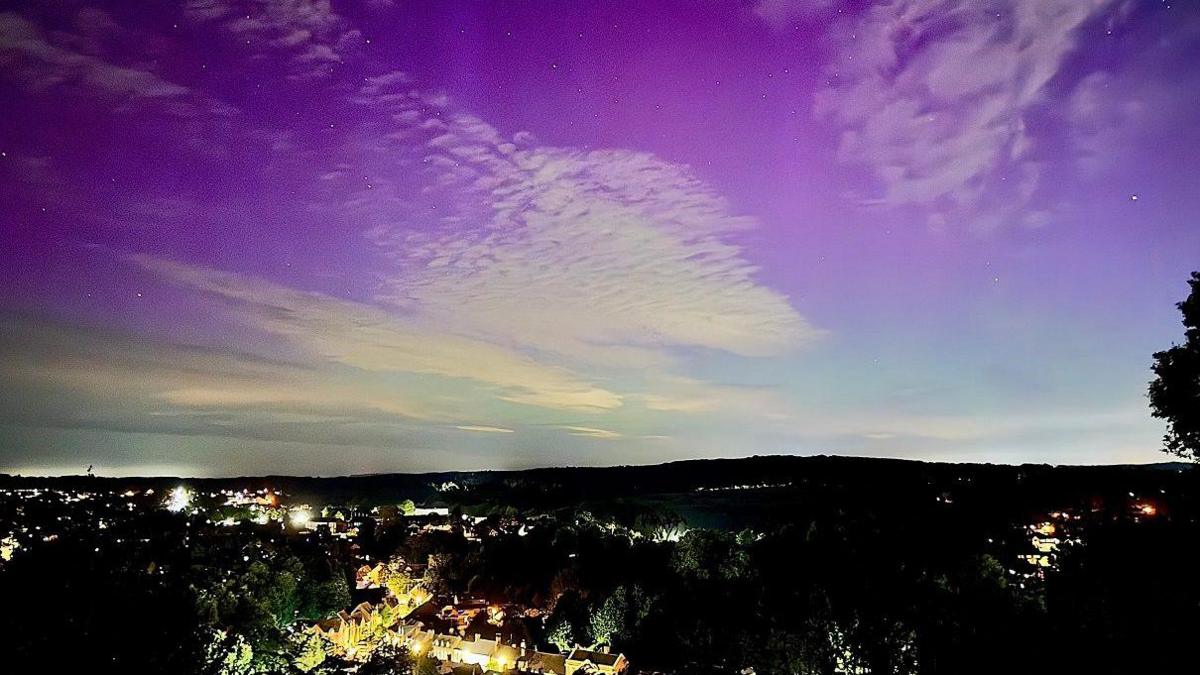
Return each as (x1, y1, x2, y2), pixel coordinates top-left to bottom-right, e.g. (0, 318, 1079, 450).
(770, 395, 1156, 449)
(0, 315, 434, 447)
(344, 77, 822, 368)
(561, 426, 622, 440)
(1066, 51, 1191, 180)
(130, 255, 623, 412)
(0, 7, 246, 167)
(811, 0, 1118, 227)
(184, 0, 362, 80)
(750, 0, 834, 29)
(633, 374, 790, 419)
(0, 11, 232, 117)
(2, 2, 824, 465)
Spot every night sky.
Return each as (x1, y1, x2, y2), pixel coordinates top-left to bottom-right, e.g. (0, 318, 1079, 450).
(2, 1, 1199, 476)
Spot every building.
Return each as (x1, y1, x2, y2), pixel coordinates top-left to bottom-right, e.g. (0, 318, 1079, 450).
(311, 601, 390, 658)
(314, 608, 629, 675)
(517, 648, 566, 674)
(396, 625, 610, 675)
(565, 647, 628, 675)
(357, 562, 385, 589)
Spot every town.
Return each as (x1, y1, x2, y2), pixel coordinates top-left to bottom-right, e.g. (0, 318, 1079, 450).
(0, 479, 637, 674)
(1, 456, 1193, 674)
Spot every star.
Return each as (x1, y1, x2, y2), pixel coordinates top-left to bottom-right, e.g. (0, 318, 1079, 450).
(1130, 194, 1139, 201)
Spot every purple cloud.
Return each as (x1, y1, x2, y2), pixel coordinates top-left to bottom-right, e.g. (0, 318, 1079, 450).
(810, 0, 1120, 227)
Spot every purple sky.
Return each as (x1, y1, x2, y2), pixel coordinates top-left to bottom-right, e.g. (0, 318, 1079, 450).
(2, 0, 1199, 476)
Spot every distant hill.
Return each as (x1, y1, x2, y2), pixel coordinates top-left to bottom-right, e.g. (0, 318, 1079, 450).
(3, 455, 1193, 527)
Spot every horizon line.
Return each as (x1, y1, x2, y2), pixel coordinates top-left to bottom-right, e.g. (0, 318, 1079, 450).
(1, 452, 1189, 481)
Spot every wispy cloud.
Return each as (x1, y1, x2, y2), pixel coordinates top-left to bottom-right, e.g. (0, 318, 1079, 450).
(811, 0, 1119, 227)
(630, 374, 795, 427)
(184, 0, 362, 80)
(750, 0, 833, 29)
(455, 425, 515, 434)
(130, 255, 623, 412)
(0, 10, 235, 118)
(1067, 67, 1175, 179)
(561, 426, 622, 440)
(0, 315, 432, 446)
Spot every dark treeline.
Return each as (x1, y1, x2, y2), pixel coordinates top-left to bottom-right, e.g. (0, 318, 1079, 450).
(389, 483, 1200, 674)
(1, 454, 1191, 512)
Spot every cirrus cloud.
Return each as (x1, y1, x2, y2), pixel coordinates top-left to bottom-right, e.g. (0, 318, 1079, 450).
(130, 255, 624, 412)
(810, 0, 1120, 227)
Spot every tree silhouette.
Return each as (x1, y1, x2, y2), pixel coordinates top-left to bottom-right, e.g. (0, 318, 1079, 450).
(1150, 271, 1200, 459)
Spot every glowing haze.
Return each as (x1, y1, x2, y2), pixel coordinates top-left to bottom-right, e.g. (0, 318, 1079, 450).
(2, 1, 1198, 475)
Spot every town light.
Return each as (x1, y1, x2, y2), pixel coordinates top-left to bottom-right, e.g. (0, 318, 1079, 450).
(165, 486, 192, 513)
(289, 509, 313, 528)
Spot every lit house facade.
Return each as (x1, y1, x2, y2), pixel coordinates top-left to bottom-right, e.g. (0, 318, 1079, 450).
(394, 626, 628, 675)
(565, 647, 629, 675)
(312, 604, 629, 675)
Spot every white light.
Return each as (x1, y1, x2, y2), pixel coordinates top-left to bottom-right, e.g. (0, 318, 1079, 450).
(289, 509, 312, 528)
(165, 486, 192, 513)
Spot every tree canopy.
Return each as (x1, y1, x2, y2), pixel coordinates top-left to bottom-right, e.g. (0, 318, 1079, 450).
(1149, 271, 1200, 459)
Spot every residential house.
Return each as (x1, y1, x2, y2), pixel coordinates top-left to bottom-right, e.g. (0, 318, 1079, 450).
(565, 647, 628, 675)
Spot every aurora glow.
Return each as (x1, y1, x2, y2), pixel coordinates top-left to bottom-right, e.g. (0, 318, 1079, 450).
(2, 1, 1198, 475)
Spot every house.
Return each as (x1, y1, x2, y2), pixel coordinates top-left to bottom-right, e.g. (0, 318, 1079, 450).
(565, 647, 628, 675)
(458, 635, 499, 667)
(517, 648, 567, 675)
(311, 598, 420, 658)
(407, 628, 530, 673)
(494, 643, 521, 671)
(429, 633, 464, 662)
(356, 562, 386, 589)
(319, 610, 631, 675)
(311, 602, 387, 657)
(437, 664, 484, 675)
(397, 622, 436, 656)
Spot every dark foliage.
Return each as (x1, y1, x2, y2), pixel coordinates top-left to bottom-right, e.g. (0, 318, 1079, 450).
(1150, 271, 1200, 459)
